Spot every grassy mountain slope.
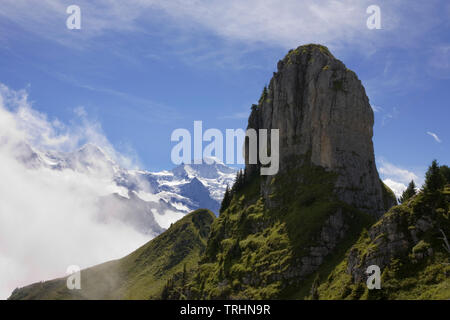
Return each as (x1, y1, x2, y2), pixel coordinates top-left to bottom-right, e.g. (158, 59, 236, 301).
(315, 188, 450, 300)
(8, 209, 215, 300)
(167, 161, 377, 299)
(162, 166, 449, 300)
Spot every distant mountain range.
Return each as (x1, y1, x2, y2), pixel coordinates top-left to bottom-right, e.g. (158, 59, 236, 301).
(15, 142, 237, 236)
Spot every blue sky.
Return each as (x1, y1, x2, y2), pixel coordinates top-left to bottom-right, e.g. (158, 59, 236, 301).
(0, 0, 449, 195)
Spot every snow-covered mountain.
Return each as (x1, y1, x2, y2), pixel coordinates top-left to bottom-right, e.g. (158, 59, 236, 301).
(14, 142, 237, 236)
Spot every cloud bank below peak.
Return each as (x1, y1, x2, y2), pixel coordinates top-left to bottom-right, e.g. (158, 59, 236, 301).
(0, 83, 148, 299)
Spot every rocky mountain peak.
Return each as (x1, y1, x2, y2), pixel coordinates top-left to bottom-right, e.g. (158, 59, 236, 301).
(172, 159, 235, 180)
(246, 44, 391, 217)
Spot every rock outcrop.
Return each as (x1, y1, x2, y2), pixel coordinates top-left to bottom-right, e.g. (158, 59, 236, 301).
(317, 188, 450, 300)
(182, 45, 396, 299)
(246, 44, 390, 217)
(347, 196, 443, 283)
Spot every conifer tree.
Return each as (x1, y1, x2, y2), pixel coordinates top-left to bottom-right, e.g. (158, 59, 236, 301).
(424, 160, 445, 193)
(439, 165, 450, 185)
(399, 180, 416, 203)
(239, 169, 244, 189)
(220, 185, 231, 213)
(232, 170, 243, 192)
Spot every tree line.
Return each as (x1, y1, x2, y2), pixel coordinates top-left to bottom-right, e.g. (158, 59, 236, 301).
(399, 160, 450, 203)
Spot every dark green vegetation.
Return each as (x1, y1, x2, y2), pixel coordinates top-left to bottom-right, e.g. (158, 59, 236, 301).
(315, 161, 450, 299)
(424, 160, 447, 193)
(163, 159, 376, 299)
(286, 44, 335, 61)
(440, 165, 450, 184)
(9, 209, 215, 300)
(399, 180, 417, 204)
(220, 169, 247, 214)
(161, 160, 449, 300)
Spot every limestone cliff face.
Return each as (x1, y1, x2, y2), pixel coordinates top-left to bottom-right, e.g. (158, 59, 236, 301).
(246, 44, 386, 217)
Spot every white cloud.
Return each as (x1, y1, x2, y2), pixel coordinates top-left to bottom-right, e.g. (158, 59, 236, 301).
(377, 159, 424, 199)
(0, 1, 445, 74)
(74, 105, 87, 118)
(427, 45, 450, 79)
(156, 0, 370, 49)
(378, 159, 419, 184)
(382, 178, 406, 199)
(0, 0, 142, 48)
(0, 0, 442, 54)
(427, 131, 442, 143)
(0, 83, 141, 169)
(381, 106, 399, 127)
(0, 83, 149, 299)
(371, 105, 382, 113)
(218, 111, 249, 120)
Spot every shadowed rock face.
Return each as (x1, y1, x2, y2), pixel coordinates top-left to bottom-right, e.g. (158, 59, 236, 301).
(246, 44, 385, 217)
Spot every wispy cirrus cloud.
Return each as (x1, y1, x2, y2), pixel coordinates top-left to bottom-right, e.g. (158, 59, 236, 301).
(218, 111, 249, 120)
(378, 159, 419, 184)
(427, 45, 450, 79)
(381, 106, 399, 127)
(0, 0, 445, 53)
(427, 131, 442, 143)
(42, 70, 181, 123)
(1, 0, 447, 75)
(371, 105, 382, 113)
